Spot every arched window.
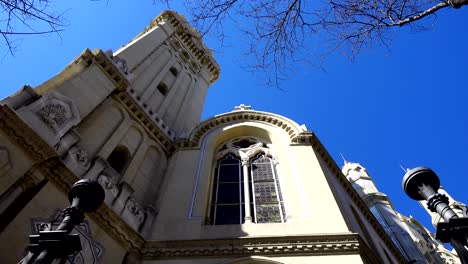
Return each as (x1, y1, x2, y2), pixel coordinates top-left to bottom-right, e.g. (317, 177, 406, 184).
(169, 66, 178, 77)
(251, 155, 285, 223)
(157, 82, 169, 96)
(210, 155, 244, 225)
(107, 145, 131, 175)
(209, 137, 286, 225)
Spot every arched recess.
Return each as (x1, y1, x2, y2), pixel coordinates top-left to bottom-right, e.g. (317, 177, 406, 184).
(220, 256, 286, 264)
(107, 144, 131, 175)
(187, 120, 296, 222)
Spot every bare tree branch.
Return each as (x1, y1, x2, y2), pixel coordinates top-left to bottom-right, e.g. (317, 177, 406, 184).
(175, 0, 467, 88)
(0, 0, 67, 55)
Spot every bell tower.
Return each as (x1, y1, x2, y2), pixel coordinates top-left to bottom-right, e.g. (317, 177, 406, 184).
(114, 11, 220, 138)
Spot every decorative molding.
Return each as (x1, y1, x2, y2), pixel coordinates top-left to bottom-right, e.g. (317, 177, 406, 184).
(72, 48, 130, 91)
(143, 234, 365, 259)
(216, 137, 271, 161)
(182, 109, 306, 149)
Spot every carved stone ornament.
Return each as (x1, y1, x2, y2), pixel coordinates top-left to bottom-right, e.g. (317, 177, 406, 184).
(75, 149, 89, 166)
(37, 103, 67, 130)
(97, 173, 120, 203)
(126, 198, 145, 225)
(104, 50, 134, 80)
(28, 91, 80, 138)
(112, 56, 129, 74)
(216, 136, 272, 161)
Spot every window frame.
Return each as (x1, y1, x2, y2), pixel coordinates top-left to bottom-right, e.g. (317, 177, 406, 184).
(208, 137, 286, 225)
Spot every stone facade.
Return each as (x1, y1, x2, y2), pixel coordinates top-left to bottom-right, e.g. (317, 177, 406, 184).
(0, 10, 458, 264)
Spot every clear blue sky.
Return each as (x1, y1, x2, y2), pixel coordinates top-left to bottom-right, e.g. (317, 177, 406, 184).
(1, 2, 467, 234)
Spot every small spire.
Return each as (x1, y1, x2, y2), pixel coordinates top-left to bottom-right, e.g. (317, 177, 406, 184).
(339, 153, 348, 165)
(399, 164, 410, 173)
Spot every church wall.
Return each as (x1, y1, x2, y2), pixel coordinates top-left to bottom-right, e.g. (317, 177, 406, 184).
(75, 98, 125, 158)
(72, 94, 168, 207)
(34, 64, 117, 121)
(115, 21, 173, 73)
(151, 120, 351, 241)
(317, 157, 399, 263)
(0, 182, 126, 264)
(0, 131, 34, 195)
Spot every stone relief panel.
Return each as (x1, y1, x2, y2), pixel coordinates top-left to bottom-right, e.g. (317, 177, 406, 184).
(67, 146, 92, 175)
(122, 197, 145, 231)
(97, 168, 121, 205)
(31, 211, 104, 264)
(28, 91, 80, 139)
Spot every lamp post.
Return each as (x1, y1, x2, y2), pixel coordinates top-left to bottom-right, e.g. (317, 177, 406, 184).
(402, 167, 468, 264)
(20, 179, 105, 264)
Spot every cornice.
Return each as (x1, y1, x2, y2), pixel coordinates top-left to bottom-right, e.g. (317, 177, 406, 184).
(0, 105, 145, 253)
(143, 234, 365, 260)
(288, 132, 407, 263)
(182, 110, 306, 148)
(112, 91, 175, 156)
(134, 10, 220, 84)
(35, 49, 130, 95)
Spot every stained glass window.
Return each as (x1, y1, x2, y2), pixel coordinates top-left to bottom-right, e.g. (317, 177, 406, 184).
(251, 155, 285, 223)
(209, 139, 286, 225)
(210, 155, 244, 225)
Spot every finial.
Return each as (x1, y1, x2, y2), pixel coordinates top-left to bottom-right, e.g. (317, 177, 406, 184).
(399, 164, 409, 173)
(339, 153, 348, 165)
(234, 104, 252, 111)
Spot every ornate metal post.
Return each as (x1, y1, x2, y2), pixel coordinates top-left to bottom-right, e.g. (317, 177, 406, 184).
(402, 167, 468, 264)
(20, 179, 105, 264)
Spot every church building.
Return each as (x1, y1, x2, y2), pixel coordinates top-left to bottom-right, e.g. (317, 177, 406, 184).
(0, 10, 461, 264)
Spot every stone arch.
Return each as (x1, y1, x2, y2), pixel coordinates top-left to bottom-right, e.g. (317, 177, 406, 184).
(187, 121, 295, 222)
(189, 110, 306, 147)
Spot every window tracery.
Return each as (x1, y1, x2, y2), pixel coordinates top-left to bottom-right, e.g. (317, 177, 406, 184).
(209, 137, 286, 225)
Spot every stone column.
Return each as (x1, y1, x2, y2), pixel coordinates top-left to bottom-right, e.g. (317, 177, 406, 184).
(241, 158, 253, 224)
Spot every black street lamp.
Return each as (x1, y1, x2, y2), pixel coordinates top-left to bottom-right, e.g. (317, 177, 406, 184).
(402, 167, 468, 264)
(20, 179, 105, 264)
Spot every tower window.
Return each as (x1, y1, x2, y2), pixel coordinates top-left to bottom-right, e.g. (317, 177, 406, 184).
(209, 137, 286, 225)
(169, 67, 178, 77)
(107, 145, 131, 175)
(157, 82, 169, 96)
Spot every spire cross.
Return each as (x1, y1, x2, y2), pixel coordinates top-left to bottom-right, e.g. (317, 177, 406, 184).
(234, 104, 252, 111)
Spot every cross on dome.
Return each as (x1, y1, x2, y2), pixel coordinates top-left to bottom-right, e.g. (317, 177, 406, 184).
(234, 104, 252, 111)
